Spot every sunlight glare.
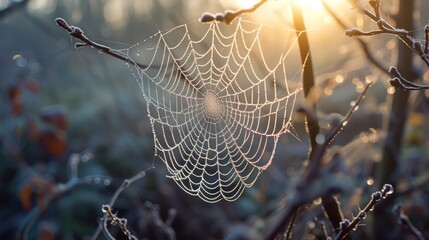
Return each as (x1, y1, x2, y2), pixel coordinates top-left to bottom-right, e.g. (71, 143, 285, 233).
(295, 0, 324, 13)
(234, 0, 260, 9)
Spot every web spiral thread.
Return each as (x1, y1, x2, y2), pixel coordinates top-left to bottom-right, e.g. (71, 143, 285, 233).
(124, 19, 302, 202)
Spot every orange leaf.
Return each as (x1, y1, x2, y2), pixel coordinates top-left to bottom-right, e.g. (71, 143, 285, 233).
(39, 106, 68, 131)
(10, 96, 23, 115)
(24, 80, 40, 93)
(38, 130, 67, 156)
(7, 84, 20, 101)
(19, 185, 33, 211)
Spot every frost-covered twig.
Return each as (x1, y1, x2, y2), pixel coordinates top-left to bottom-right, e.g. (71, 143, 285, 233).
(92, 168, 152, 240)
(389, 66, 429, 90)
(55, 18, 148, 69)
(334, 184, 394, 240)
(199, 0, 267, 24)
(347, 0, 429, 67)
(101, 205, 138, 240)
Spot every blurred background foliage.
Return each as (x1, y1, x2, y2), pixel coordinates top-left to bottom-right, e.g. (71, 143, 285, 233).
(1, 0, 429, 239)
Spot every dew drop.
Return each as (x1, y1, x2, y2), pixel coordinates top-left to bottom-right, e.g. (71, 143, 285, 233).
(342, 120, 349, 126)
(104, 179, 111, 186)
(94, 177, 101, 184)
(382, 184, 394, 195)
(316, 133, 325, 144)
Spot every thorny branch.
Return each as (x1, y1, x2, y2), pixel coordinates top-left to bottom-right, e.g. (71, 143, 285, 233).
(90, 166, 175, 240)
(101, 205, 138, 240)
(91, 168, 156, 240)
(334, 184, 394, 240)
(265, 81, 374, 239)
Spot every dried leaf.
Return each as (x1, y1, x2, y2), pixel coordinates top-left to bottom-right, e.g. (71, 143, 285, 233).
(19, 184, 33, 210)
(39, 106, 68, 131)
(38, 130, 67, 155)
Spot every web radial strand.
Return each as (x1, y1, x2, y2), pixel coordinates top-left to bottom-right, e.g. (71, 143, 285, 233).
(126, 19, 302, 203)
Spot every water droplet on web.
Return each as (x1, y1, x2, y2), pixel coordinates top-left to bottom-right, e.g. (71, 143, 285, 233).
(316, 133, 325, 144)
(124, 20, 302, 202)
(342, 120, 348, 126)
(350, 101, 356, 107)
(104, 179, 111, 185)
(94, 177, 101, 184)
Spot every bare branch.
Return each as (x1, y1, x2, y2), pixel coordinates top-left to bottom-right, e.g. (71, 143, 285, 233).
(101, 205, 138, 240)
(55, 18, 147, 69)
(199, 0, 267, 24)
(334, 184, 394, 240)
(347, 0, 429, 67)
(389, 66, 429, 90)
(321, 0, 389, 74)
(394, 205, 425, 240)
(91, 168, 153, 240)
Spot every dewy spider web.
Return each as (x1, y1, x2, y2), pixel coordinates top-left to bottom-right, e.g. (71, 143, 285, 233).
(124, 19, 303, 203)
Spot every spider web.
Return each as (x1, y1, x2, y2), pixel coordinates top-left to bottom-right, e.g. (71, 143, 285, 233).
(123, 19, 303, 203)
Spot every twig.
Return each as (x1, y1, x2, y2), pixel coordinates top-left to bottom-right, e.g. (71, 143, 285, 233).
(304, 81, 373, 182)
(264, 174, 349, 240)
(101, 205, 138, 240)
(91, 168, 154, 240)
(321, 0, 389, 74)
(146, 202, 176, 240)
(199, 0, 268, 24)
(389, 66, 429, 90)
(55, 18, 147, 69)
(334, 184, 395, 240)
(265, 79, 373, 239)
(347, 0, 429, 67)
(394, 205, 425, 240)
(284, 209, 298, 240)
